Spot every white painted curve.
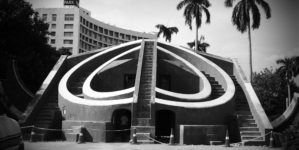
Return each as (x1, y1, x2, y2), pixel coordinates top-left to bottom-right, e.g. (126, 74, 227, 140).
(59, 40, 143, 106)
(156, 46, 211, 101)
(83, 46, 141, 99)
(155, 41, 235, 108)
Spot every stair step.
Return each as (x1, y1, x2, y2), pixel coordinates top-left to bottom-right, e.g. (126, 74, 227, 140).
(238, 115, 254, 119)
(234, 111, 252, 115)
(239, 127, 259, 131)
(136, 133, 151, 141)
(242, 123, 257, 127)
(241, 135, 263, 141)
(241, 119, 255, 123)
(240, 131, 261, 136)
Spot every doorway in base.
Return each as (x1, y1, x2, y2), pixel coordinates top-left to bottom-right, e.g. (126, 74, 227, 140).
(155, 109, 175, 143)
(111, 109, 131, 142)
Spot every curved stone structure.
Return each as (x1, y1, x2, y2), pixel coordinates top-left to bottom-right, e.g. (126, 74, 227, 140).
(271, 93, 299, 132)
(20, 39, 272, 145)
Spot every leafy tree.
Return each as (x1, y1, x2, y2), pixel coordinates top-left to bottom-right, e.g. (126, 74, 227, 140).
(187, 36, 210, 52)
(155, 24, 179, 42)
(252, 67, 299, 121)
(0, 0, 58, 93)
(57, 47, 72, 56)
(276, 57, 298, 103)
(177, 0, 211, 51)
(224, 0, 271, 83)
(295, 56, 299, 76)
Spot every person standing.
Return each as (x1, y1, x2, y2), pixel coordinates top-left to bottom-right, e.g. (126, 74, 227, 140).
(120, 113, 128, 142)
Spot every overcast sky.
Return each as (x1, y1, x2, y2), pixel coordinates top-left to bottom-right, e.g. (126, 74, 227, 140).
(26, 0, 299, 83)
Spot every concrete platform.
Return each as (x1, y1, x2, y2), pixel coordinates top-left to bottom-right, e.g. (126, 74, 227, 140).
(24, 142, 281, 150)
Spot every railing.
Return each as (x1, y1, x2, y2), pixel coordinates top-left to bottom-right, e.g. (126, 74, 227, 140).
(231, 58, 273, 142)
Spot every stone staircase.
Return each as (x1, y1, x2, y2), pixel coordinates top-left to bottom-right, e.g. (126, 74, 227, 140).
(23, 87, 59, 141)
(135, 41, 155, 143)
(69, 72, 92, 98)
(230, 76, 263, 142)
(202, 71, 225, 100)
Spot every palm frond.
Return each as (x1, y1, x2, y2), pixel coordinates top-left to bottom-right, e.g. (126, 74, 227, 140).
(224, 0, 235, 7)
(256, 0, 271, 19)
(202, 6, 211, 24)
(168, 27, 179, 34)
(250, 2, 261, 29)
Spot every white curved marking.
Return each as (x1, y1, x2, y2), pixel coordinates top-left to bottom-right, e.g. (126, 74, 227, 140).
(59, 40, 142, 106)
(155, 41, 235, 108)
(83, 46, 141, 99)
(156, 46, 211, 100)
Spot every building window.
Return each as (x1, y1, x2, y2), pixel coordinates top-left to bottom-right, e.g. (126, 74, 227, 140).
(65, 14, 74, 21)
(109, 31, 113, 36)
(52, 14, 57, 21)
(64, 40, 73, 44)
(99, 27, 103, 33)
(93, 32, 97, 39)
(132, 36, 136, 40)
(83, 18, 85, 25)
(64, 24, 73, 29)
(104, 29, 108, 35)
(42, 14, 47, 21)
(138, 37, 142, 40)
(89, 30, 92, 37)
(115, 32, 119, 38)
(126, 35, 131, 40)
(94, 25, 98, 31)
(64, 32, 73, 37)
(80, 17, 83, 23)
(51, 32, 56, 36)
(114, 39, 118, 44)
(51, 24, 56, 29)
(50, 39, 55, 44)
(89, 23, 93, 29)
(120, 34, 124, 39)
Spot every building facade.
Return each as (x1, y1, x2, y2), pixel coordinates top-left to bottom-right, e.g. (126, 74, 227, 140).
(36, 7, 157, 55)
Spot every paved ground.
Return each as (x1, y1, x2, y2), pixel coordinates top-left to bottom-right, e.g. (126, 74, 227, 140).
(24, 142, 282, 150)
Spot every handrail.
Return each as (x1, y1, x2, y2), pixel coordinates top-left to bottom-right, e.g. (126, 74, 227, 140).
(59, 41, 142, 106)
(83, 46, 141, 99)
(155, 46, 211, 101)
(231, 58, 272, 136)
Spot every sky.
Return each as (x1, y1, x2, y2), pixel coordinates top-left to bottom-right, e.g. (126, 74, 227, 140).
(26, 0, 299, 83)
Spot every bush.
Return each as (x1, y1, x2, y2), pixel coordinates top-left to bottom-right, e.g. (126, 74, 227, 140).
(282, 126, 299, 150)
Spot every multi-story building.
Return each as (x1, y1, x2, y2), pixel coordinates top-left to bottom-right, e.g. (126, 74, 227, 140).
(36, 7, 157, 55)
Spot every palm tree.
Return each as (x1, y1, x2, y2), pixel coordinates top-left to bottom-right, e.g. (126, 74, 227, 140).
(177, 0, 211, 51)
(224, 0, 271, 82)
(155, 24, 179, 42)
(276, 57, 297, 102)
(187, 36, 210, 52)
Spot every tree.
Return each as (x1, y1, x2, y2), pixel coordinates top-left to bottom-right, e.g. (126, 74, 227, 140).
(224, 0, 271, 83)
(276, 57, 298, 104)
(155, 24, 179, 42)
(252, 67, 299, 121)
(187, 36, 210, 52)
(294, 56, 299, 76)
(0, 0, 58, 92)
(177, 0, 211, 51)
(57, 47, 72, 56)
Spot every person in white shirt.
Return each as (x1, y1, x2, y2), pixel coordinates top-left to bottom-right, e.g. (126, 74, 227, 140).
(120, 112, 129, 142)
